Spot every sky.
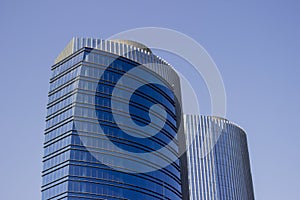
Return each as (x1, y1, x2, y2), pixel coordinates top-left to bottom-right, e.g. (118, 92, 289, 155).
(0, 0, 299, 199)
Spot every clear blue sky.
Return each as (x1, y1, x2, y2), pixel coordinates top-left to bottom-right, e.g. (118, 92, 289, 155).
(0, 0, 299, 199)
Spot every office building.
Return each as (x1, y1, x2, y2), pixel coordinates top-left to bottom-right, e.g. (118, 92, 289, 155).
(184, 115, 255, 200)
(42, 37, 255, 200)
(42, 38, 183, 199)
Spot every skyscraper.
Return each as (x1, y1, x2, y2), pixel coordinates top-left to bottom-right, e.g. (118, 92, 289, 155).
(184, 115, 255, 200)
(42, 37, 255, 200)
(42, 38, 183, 199)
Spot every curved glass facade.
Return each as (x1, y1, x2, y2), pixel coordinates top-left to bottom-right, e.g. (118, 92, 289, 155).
(42, 38, 182, 200)
(184, 115, 255, 200)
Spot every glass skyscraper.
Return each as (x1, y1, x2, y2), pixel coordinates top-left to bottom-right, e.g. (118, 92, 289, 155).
(184, 115, 255, 200)
(42, 38, 183, 199)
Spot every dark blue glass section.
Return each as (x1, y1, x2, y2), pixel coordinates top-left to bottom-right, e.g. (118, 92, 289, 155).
(95, 57, 178, 154)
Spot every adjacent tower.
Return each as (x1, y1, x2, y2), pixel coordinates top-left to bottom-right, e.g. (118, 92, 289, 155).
(184, 115, 255, 200)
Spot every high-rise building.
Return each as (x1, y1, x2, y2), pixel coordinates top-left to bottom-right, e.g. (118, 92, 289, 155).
(42, 38, 184, 199)
(184, 115, 255, 200)
(42, 37, 255, 200)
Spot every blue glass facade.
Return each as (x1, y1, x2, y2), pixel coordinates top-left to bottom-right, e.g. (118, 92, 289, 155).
(42, 38, 183, 200)
(184, 115, 255, 200)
